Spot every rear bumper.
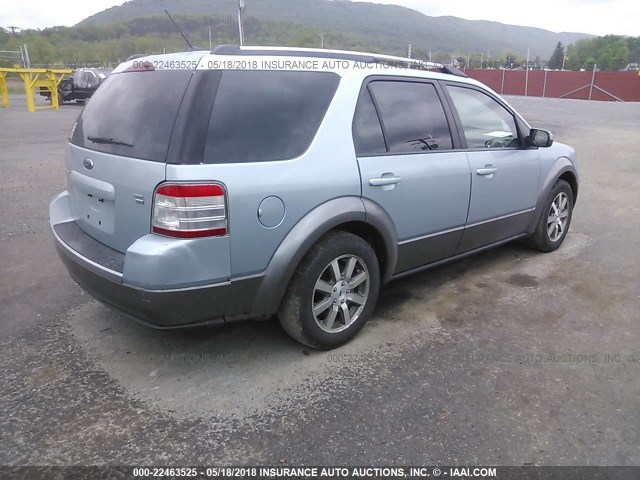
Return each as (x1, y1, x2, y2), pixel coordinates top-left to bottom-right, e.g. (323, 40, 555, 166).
(50, 194, 260, 328)
(71, 89, 94, 100)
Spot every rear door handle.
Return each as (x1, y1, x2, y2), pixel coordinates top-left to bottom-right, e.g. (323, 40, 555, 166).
(477, 165, 498, 176)
(370, 176, 401, 186)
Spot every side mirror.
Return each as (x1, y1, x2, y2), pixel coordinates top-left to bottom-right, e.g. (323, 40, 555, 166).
(529, 128, 554, 148)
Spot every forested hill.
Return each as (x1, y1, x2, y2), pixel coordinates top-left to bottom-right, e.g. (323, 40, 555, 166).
(79, 0, 592, 58)
(0, 15, 391, 66)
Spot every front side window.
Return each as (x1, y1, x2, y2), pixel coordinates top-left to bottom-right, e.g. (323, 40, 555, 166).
(368, 81, 453, 153)
(447, 86, 519, 149)
(203, 71, 340, 163)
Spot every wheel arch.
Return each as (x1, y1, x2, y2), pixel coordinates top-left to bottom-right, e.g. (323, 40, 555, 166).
(527, 159, 579, 233)
(252, 196, 398, 316)
(330, 220, 395, 284)
(558, 170, 579, 205)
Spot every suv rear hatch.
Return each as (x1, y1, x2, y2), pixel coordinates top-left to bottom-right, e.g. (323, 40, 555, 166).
(68, 63, 195, 253)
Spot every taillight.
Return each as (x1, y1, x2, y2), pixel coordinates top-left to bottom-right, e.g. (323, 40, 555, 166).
(152, 183, 227, 238)
(124, 61, 155, 73)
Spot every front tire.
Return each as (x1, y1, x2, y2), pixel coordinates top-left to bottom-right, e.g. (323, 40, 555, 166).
(278, 231, 381, 350)
(525, 179, 574, 252)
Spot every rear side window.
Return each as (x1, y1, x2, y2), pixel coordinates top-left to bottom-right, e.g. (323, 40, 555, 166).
(369, 81, 453, 153)
(71, 70, 192, 162)
(353, 89, 386, 156)
(203, 71, 339, 163)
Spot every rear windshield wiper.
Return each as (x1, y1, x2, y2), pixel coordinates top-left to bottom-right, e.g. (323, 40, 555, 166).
(87, 136, 134, 147)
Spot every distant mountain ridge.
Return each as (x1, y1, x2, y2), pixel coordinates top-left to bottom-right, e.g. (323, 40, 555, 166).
(80, 0, 593, 58)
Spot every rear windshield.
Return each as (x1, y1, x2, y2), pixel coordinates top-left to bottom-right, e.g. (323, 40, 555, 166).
(71, 70, 192, 162)
(203, 71, 340, 163)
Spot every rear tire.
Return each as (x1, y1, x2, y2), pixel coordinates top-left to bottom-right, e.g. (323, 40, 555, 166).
(525, 179, 574, 253)
(278, 231, 380, 350)
(56, 84, 72, 106)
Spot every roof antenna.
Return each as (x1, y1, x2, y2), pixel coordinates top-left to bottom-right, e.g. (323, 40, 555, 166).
(164, 10, 195, 51)
(237, 0, 246, 46)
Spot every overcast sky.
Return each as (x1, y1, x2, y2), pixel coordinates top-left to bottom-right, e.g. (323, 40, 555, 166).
(1, 0, 638, 36)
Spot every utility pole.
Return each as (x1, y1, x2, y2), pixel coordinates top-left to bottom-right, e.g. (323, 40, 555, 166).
(237, 0, 246, 46)
(408, 44, 412, 59)
(320, 33, 324, 49)
(562, 54, 566, 71)
(6, 26, 21, 47)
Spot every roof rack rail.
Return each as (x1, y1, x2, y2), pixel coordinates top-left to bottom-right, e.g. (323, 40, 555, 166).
(126, 54, 149, 61)
(212, 45, 443, 70)
(211, 45, 470, 77)
(440, 65, 468, 78)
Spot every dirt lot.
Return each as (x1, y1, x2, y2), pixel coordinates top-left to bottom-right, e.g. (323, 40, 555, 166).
(0, 94, 639, 466)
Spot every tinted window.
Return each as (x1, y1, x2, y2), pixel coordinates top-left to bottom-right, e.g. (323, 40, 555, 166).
(447, 86, 519, 149)
(369, 81, 452, 153)
(203, 71, 340, 163)
(71, 71, 192, 162)
(353, 89, 386, 155)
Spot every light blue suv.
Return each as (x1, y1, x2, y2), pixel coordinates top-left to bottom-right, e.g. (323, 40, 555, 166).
(50, 46, 579, 349)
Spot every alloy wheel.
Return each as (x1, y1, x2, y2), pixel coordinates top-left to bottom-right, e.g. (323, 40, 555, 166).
(311, 254, 370, 333)
(547, 192, 570, 242)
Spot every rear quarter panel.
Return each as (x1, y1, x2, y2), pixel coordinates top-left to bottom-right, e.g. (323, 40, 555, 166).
(165, 74, 365, 279)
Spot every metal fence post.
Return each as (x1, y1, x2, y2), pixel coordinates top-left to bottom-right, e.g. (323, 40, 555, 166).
(22, 44, 31, 68)
(588, 64, 596, 100)
(525, 47, 530, 97)
(543, 70, 548, 98)
(501, 68, 505, 94)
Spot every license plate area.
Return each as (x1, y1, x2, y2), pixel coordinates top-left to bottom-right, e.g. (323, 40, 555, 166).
(67, 171, 116, 235)
(79, 193, 115, 233)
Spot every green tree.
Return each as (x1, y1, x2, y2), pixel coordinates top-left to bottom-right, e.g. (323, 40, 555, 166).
(548, 41, 565, 69)
(568, 35, 635, 71)
(564, 44, 580, 70)
(628, 37, 640, 64)
(583, 57, 597, 70)
(28, 36, 56, 66)
(597, 35, 628, 70)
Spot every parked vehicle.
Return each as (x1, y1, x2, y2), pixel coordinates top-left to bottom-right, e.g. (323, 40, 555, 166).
(40, 68, 111, 105)
(50, 46, 579, 349)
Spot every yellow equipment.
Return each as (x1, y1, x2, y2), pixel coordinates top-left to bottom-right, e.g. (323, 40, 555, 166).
(0, 65, 73, 112)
